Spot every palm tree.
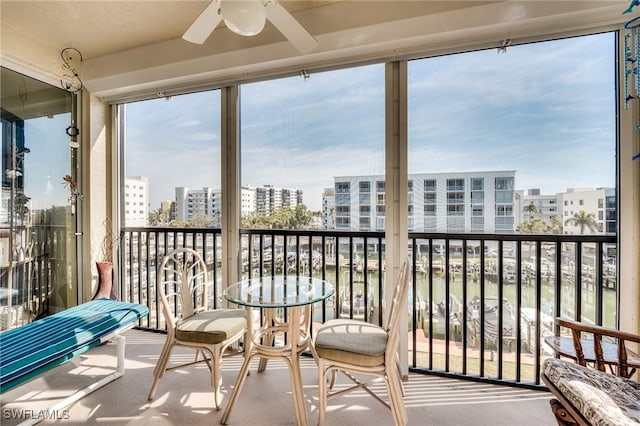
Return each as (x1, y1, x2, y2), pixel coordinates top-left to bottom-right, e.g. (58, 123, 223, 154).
(523, 202, 538, 220)
(564, 210, 600, 234)
(548, 215, 563, 234)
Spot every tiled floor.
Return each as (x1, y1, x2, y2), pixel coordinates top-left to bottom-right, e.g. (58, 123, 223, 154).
(1, 329, 556, 425)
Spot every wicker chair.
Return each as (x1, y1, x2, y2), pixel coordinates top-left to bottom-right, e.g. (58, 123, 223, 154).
(147, 248, 247, 410)
(311, 260, 410, 426)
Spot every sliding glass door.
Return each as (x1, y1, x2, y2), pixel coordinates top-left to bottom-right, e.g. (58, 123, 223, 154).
(0, 66, 79, 329)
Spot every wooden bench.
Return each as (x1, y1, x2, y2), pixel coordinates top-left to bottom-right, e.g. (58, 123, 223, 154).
(0, 298, 149, 425)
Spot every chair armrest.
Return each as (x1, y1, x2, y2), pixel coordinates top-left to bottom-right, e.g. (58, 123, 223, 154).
(554, 317, 640, 378)
(557, 318, 640, 344)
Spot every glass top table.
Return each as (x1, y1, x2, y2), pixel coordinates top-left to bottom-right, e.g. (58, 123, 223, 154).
(221, 275, 334, 426)
(224, 275, 334, 309)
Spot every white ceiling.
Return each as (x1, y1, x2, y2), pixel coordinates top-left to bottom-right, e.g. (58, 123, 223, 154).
(1, 1, 635, 102)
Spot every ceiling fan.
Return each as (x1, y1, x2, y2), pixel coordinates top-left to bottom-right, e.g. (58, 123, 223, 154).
(183, 0, 318, 54)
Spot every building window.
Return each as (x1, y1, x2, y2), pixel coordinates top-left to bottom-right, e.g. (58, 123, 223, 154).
(359, 217, 371, 229)
(336, 205, 350, 215)
(471, 191, 484, 203)
(496, 205, 513, 216)
(447, 178, 464, 191)
(447, 192, 464, 202)
(471, 178, 484, 191)
(376, 180, 385, 192)
(359, 181, 370, 193)
(447, 205, 464, 216)
(336, 217, 350, 227)
(335, 193, 350, 204)
(336, 182, 350, 193)
(495, 177, 513, 190)
(424, 179, 436, 191)
(424, 205, 435, 216)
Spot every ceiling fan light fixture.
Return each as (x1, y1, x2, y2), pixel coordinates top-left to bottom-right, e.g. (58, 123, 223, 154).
(221, 0, 267, 37)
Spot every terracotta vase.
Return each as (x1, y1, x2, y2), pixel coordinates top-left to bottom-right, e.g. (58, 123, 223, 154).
(93, 261, 119, 300)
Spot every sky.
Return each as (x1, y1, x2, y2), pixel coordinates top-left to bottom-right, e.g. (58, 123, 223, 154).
(125, 32, 616, 212)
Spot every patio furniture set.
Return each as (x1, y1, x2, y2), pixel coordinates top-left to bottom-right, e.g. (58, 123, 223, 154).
(2, 246, 639, 426)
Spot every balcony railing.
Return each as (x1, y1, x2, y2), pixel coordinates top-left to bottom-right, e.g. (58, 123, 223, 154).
(120, 227, 617, 388)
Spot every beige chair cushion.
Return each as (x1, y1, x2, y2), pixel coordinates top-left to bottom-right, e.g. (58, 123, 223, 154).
(314, 319, 388, 367)
(176, 309, 247, 345)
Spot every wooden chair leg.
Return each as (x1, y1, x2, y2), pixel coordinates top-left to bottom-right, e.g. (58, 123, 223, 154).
(148, 342, 174, 400)
(549, 399, 578, 426)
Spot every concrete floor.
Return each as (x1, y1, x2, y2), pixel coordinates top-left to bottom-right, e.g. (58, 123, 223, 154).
(1, 329, 556, 426)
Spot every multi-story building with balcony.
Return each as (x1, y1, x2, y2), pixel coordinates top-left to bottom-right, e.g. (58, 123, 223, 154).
(175, 187, 220, 223)
(561, 187, 616, 235)
(515, 189, 561, 226)
(175, 185, 303, 223)
(124, 176, 149, 227)
(245, 185, 303, 216)
(334, 171, 517, 233)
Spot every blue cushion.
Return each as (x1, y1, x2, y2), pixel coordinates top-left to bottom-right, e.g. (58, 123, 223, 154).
(0, 298, 149, 392)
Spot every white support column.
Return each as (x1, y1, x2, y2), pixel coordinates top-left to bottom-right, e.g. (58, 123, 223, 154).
(221, 86, 241, 301)
(385, 61, 409, 378)
(618, 34, 640, 340)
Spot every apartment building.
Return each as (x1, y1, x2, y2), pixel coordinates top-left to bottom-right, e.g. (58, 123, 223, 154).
(124, 176, 149, 227)
(333, 171, 517, 233)
(174, 187, 220, 223)
(561, 187, 616, 235)
(251, 185, 303, 216)
(515, 189, 560, 226)
(175, 185, 303, 223)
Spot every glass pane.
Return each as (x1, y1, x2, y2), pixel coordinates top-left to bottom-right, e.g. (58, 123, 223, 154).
(1, 67, 75, 328)
(408, 33, 616, 380)
(122, 90, 221, 322)
(240, 64, 385, 327)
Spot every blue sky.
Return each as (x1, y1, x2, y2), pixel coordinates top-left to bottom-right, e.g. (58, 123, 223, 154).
(22, 114, 72, 210)
(126, 32, 615, 212)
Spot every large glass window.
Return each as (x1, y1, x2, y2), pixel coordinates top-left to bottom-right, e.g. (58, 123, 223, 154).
(123, 91, 221, 227)
(121, 91, 221, 325)
(408, 33, 616, 377)
(240, 64, 384, 231)
(1, 67, 76, 328)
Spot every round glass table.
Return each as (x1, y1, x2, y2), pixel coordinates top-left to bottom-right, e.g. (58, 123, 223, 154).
(221, 275, 334, 426)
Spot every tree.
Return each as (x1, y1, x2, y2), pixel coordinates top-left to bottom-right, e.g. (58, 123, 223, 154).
(548, 215, 563, 234)
(169, 219, 188, 228)
(523, 202, 538, 220)
(189, 212, 215, 228)
(240, 204, 317, 230)
(517, 218, 549, 234)
(564, 210, 600, 234)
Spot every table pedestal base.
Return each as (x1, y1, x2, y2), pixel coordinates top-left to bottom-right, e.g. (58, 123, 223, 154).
(220, 305, 311, 426)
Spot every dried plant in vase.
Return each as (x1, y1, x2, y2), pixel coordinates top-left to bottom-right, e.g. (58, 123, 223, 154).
(93, 218, 119, 300)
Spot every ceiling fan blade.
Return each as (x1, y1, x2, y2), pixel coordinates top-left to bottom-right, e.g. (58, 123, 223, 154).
(183, 1, 223, 44)
(266, 1, 318, 54)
